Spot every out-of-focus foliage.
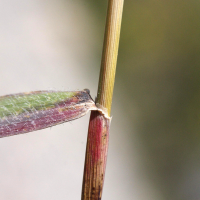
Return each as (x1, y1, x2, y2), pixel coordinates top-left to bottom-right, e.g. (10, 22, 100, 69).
(89, 1, 200, 200)
(0, 0, 199, 199)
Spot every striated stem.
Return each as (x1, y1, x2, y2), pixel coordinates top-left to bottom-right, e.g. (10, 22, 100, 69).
(96, 0, 124, 115)
(82, 111, 110, 200)
(82, 0, 124, 199)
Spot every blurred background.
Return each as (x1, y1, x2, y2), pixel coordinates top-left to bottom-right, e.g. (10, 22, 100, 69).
(0, 0, 200, 199)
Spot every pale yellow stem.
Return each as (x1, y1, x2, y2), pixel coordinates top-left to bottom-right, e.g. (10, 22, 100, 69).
(96, 0, 124, 116)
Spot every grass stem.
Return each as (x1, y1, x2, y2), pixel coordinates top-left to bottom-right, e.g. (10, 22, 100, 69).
(82, 1, 124, 199)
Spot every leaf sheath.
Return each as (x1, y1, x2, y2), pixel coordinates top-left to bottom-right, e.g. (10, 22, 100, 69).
(82, 111, 110, 200)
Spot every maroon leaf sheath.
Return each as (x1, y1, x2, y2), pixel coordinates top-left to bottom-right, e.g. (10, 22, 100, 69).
(0, 90, 97, 138)
(82, 111, 111, 200)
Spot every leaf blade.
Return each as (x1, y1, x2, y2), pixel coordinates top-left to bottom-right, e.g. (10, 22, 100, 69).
(0, 90, 97, 138)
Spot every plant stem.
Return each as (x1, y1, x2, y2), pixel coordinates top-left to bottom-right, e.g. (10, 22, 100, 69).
(82, 0, 124, 199)
(81, 111, 110, 200)
(96, 0, 124, 116)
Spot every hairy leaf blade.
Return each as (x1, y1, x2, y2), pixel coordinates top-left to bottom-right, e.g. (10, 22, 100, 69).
(0, 90, 97, 138)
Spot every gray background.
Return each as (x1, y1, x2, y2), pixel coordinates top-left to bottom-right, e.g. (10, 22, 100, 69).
(0, 0, 200, 200)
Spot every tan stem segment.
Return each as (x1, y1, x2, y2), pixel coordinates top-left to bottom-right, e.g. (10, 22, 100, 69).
(82, 0, 124, 199)
(96, 0, 124, 116)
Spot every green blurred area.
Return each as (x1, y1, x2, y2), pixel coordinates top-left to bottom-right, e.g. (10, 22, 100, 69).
(89, 1, 200, 199)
